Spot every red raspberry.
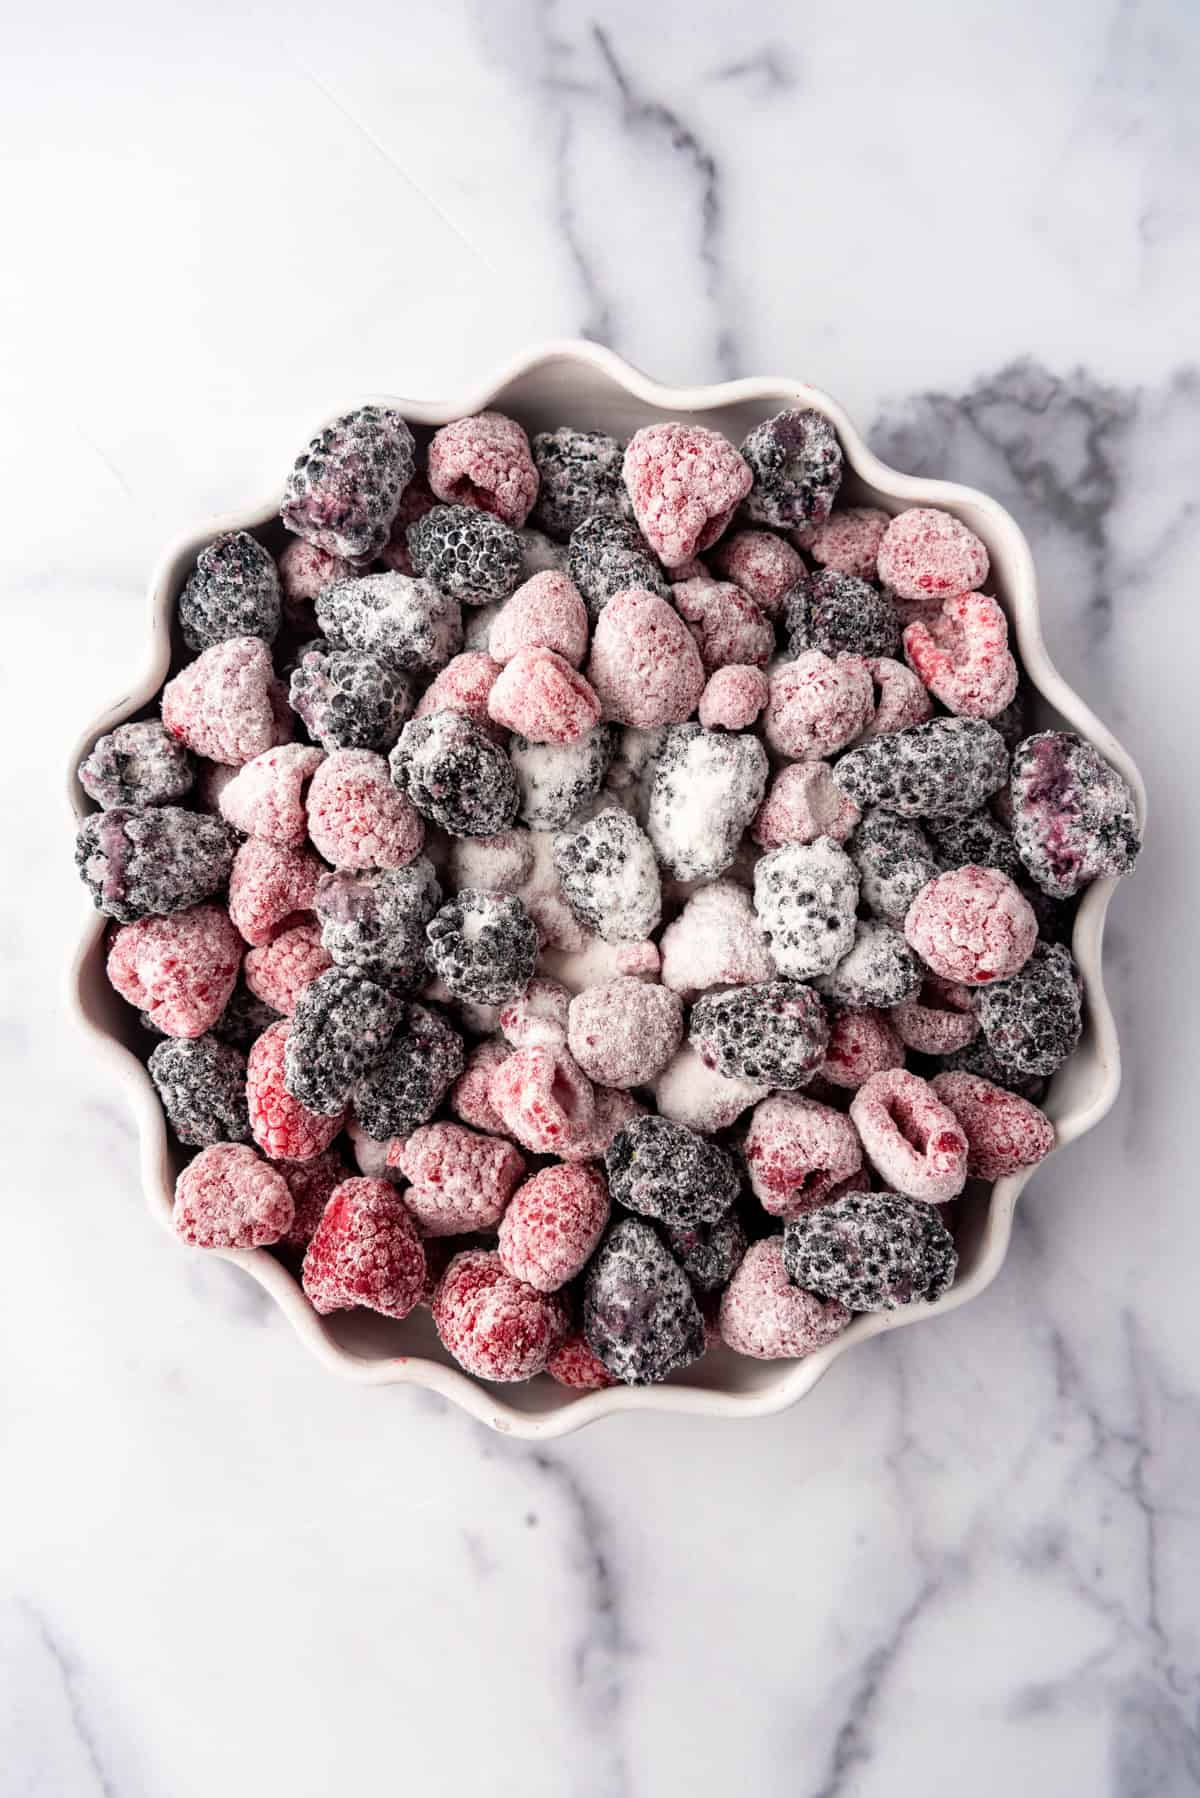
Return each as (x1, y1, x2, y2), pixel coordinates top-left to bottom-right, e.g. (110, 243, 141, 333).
(228, 838, 325, 945)
(488, 571, 589, 668)
(489, 1045, 595, 1154)
(432, 1249, 567, 1381)
(794, 506, 889, 581)
(744, 1094, 864, 1217)
(859, 657, 934, 740)
(448, 1038, 511, 1134)
(218, 744, 324, 845)
(302, 1177, 426, 1319)
(699, 664, 770, 731)
(413, 652, 504, 736)
(305, 749, 424, 871)
(752, 761, 861, 849)
(498, 978, 571, 1050)
(388, 1122, 525, 1235)
(708, 529, 805, 616)
(173, 1143, 293, 1249)
(427, 412, 539, 528)
(850, 1068, 968, 1202)
(876, 506, 989, 600)
(546, 1331, 618, 1390)
(487, 647, 601, 746)
(719, 1237, 851, 1360)
(819, 1007, 905, 1089)
(243, 920, 331, 1014)
(566, 978, 683, 1088)
(930, 1071, 1056, 1181)
(671, 577, 774, 671)
(498, 1164, 611, 1291)
(559, 1085, 646, 1162)
(622, 423, 753, 567)
(763, 651, 873, 760)
(247, 1020, 345, 1161)
(890, 977, 978, 1054)
(274, 1147, 350, 1252)
(107, 904, 241, 1037)
(277, 538, 357, 631)
(162, 637, 291, 766)
(586, 588, 705, 728)
(903, 591, 1019, 719)
(904, 866, 1037, 986)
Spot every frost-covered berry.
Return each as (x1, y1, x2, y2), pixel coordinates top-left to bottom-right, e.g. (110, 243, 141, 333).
(719, 1237, 850, 1360)
(849, 808, 939, 923)
(903, 591, 1018, 719)
(179, 530, 281, 652)
(689, 980, 829, 1088)
(314, 860, 441, 988)
(554, 809, 662, 943)
(927, 808, 1024, 883)
(289, 643, 414, 753)
(227, 838, 324, 946)
(78, 721, 194, 811)
(173, 1143, 293, 1250)
(653, 1044, 767, 1134)
(148, 1034, 250, 1146)
(546, 1333, 618, 1390)
(708, 528, 805, 616)
(849, 1069, 967, 1202)
(815, 920, 922, 1009)
(219, 744, 324, 846)
(605, 1115, 739, 1227)
(763, 651, 874, 761)
(876, 506, 989, 601)
(247, 1020, 345, 1161)
(498, 978, 571, 1050)
(76, 806, 236, 922)
(699, 665, 769, 731)
(107, 903, 241, 1036)
(753, 761, 860, 850)
(667, 1209, 747, 1293)
(426, 890, 538, 1004)
(498, 1164, 610, 1292)
(489, 1045, 595, 1154)
(671, 577, 775, 671)
(281, 405, 416, 562)
(659, 881, 775, 999)
(352, 1002, 464, 1139)
(243, 920, 331, 1014)
(783, 1190, 957, 1311)
(904, 866, 1037, 986)
(936, 1033, 1047, 1101)
(448, 1038, 510, 1133)
(274, 1148, 350, 1255)
(489, 571, 590, 668)
(976, 941, 1083, 1077)
(380, 471, 438, 576)
(284, 968, 403, 1116)
(447, 830, 534, 894)
(565, 515, 669, 619)
(531, 427, 630, 538)
(623, 422, 753, 567)
(584, 1217, 705, 1385)
(427, 412, 539, 529)
(833, 717, 1010, 819)
(317, 572, 461, 675)
(276, 537, 356, 627)
(740, 408, 842, 530)
(753, 838, 859, 978)
(859, 657, 934, 741)
(1010, 731, 1141, 899)
(795, 507, 889, 581)
(930, 1071, 1055, 1181)
(820, 1006, 905, 1089)
(162, 637, 291, 766)
(646, 724, 768, 881)
(305, 749, 424, 872)
(433, 1250, 566, 1381)
(487, 647, 601, 745)
(389, 709, 519, 837)
(511, 725, 614, 829)
(406, 502, 524, 605)
(302, 1178, 426, 1319)
(566, 978, 683, 1088)
(890, 976, 978, 1056)
(785, 570, 900, 660)
(391, 1122, 526, 1236)
(743, 1093, 863, 1216)
(586, 586, 705, 728)
(412, 652, 503, 740)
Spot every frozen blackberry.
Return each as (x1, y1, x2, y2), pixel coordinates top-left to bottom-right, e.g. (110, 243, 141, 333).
(688, 981, 829, 1088)
(605, 1116, 740, 1227)
(178, 531, 281, 653)
(289, 643, 413, 752)
(74, 806, 237, 922)
(317, 572, 461, 674)
(406, 503, 523, 606)
(510, 725, 615, 829)
(1010, 730, 1141, 899)
(753, 838, 859, 979)
(565, 514, 669, 621)
(782, 1190, 957, 1311)
(815, 920, 922, 1008)
(935, 1033, 1046, 1102)
(928, 809, 1023, 883)
(284, 968, 404, 1116)
(389, 710, 519, 837)
(212, 981, 281, 1050)
(976, 941, 1082, 1078)
(785, 571, 900, 659)
(665, 1210, 748, 1293)
(646, 724, 768, 881)
(281, 405, 416, 562)
(315, 859, 441, 988)
(148, 1033, 251, 1147)
(990, 693, 1027, 750)
(426, 890, 538, 1004)
(833, 718, 1010, 819)
(351, 1002, 465, 1140)
(553, 809, 661, 943)
(531, 428, 630, 539)
(78, 720, 194, 811)
(583, 1217, 706, 1385)
(850, 808, 939, 923)
(740, 408, 843, 531)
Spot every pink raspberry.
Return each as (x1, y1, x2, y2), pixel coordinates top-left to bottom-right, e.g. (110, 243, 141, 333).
(497, 1164, 610, 1291)
(819, 1007, 905, 1089)
(850, 1068, 968, 1202)
(654, 1044, 767, 1134)
(305, 749, 424, 871)
(274, 1147, 350, 1253)
(930, 1072, 1056, 1181)
(859, 657, 934, 740)
(547, 1331, 618, 1390)
(448, 1039, 511, 1134)
(904, 866, 1037, 985)
(719, 1237, 851, 1360)
(489, 1045, 595, 1154)
(302, 1177, 426, 1320)
(380, 471, 438, 575)
(876, 507, 989, 600)
(794, 507, 890, 581)
(659, 882, 774, 999)
(560, 1086, 646, 1162)
(708, 529, 805, 617)
(487, 647, 601, 745)
(195, 759, 238, 813)
(173, 1143, 293, 1249)
(228, 838, 325, 945)
(890, 977, 978, 1054)
(699, 664, 770, 730)
(498, 978, 571, 1050)
(243, 920, 331, 1014)
(432, 1249, 568, 1382)
(614, 940, 660, 977)
(763, 651, 874, 760)
(107, 904, 241, 1037)
(752, 761, 861, 849)
(586, 588, 705, 728)
(162, 637, 291, 766)
(218, 743, 324, 845)
(566, 978, 683, 1088)
(388, 1122, 526, 1236)
(671, 577, 774, 672)
(903, 591, 1019, 719)
(488, 571, 589, 668)
(427, 412, 539, 528)
(744, 1094, 864, 1217)
(247, 1020, 345, 1161)
(413, 652, 504, 736)
(622, 423, 753, 567)
(277, 538, 356, 631)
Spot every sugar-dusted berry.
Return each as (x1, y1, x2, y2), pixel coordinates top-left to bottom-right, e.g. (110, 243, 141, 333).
(427, 413, 539, 529)
(719, 1237, 850, 1360)
(174, 1143, 293, 1249)
(623, 422, 752, 566)
(107, 904, 241, 1037)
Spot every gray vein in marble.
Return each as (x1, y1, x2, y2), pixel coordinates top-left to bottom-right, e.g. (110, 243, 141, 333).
(534, 0, 615, 348)
(17, 1601, 118, 1798)
(708, 47, 797, 93)
(809, 1575, 940, 1798)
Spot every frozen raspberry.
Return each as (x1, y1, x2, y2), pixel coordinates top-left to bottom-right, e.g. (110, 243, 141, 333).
(928, 809, 1023, 884)
(511, 726, 614, 829)
(554, 809, 662, 943)
(487, 647, 601, 746)
(317, 572, 461, 675)
(604, 1115, 738, 1227)
(489, 1041, 595, 1155)
(849, 808, 939, 923)
(585, 587, 705, 729)
(741, 408, 842, 530)
(433, 1249, 566, 1381)
(850, 1069, 968, 1202)
(546, 1332, 618, 1390)
(213, 981, 281, 1051)
(277, 537, 356, 630)
(566, 978, 682, 1087)
(390, 1122, 525, 1236)
(1010, 730, 1141, 898)
(653, 1042, 768, 1133)
(389, 709, 519, 837)
(315, 859, 441, 988)
(719, 1237, 850, 1360)
(890, 976, 978, 1055)
(76, 806, 236, 922)
(179, 530, 281, 652)
(411, 654, 504, 740)
(584, 1217, 704, 1385)
(819, 1007, 905, 1088)
(647, 724, 768, 881)
(876, 506, 989, 601)
(699, 665, 769, 731)
(786, 571, 900, 661)
(976, 941, 1082, 1077)
(304, 749, 423, 872)
(815, 920, 922, 1008)
(560, 1085, 646, 1162)
(859, 657, 934, 742)
(289, 643, 414, 753)
(247, 1020, 344, 1161)
(162, 637, 291, 766)
(107, 904, 241, 1037)
(405, 502, 524, 607)
(449, 1037, 510, 1133)
(498, 978, 571, 1050)
(427, 412, 538, 528)
(708, 529, 804, 617)
(285, 967, 403, 1115)
(426, 890, 538, 1004)
(78, 720, 194, 811)
(672, 577, 775, 672)
(243, 920, 331, 1014)
(795, 506, 889, 580)
(352, 1002, 464, 1140)
(173, 1142, 293, 1249)
(565, 515, 668, 619)
(753, 838, 859, 979)
(531, 427, 630, 538)
(833, 717, 1010, 818)
(929, 1071, 1054, 1181)
(622, 422, 752, 567)
(379, 471, 438, 576)
(752, 762, 860, 850)
(498, 1164, 610, 1292)
(764, 651, 873, 761)
(783, 1189, 956, 1311)
(219, 744, 324, 846)
(148, 1034, 250, 1146)
(689, 980, 828, 1089)
(282, 407, 415, 560)
(744, 1094, 863, 1217)
(227, 838, 324, 946)
(488, 571, 589, 668)
(659, 881, 774, 999)
(904, 866, 1037, 986)
(274, 1148, 350, 1254)
(903, 591, 1018, 720)
(302, 1177, 425, 1318)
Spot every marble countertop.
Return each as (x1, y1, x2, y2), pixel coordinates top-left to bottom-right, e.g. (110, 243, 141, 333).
(4, 1, 1198, 1792)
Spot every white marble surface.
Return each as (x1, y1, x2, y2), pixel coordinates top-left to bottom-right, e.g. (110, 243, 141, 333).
(3, 1, 1198, 1792)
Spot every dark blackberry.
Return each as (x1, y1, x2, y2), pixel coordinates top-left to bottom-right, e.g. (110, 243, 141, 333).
(976, 941, 1082, 1078)
(425, 891, 538, 1004)
(665, 1210, 748, 1293)
(688, 981, 829, 1088)
(740, 408, 843, 531)
(212, 981, 281, 1051)
(316, 571, 461, 673)
(935, 1034, 1046, 1103)
(815, 920, 922, 1008)
(389, 710, 519, 837)
(553, 808, 661, 942)
(583, 1218, 705, 1385)
(565, 514, 669, 621)
(178, 530, 281, 652)
(531, 428, 630, 539)
(604, 1116, 740, 1227)
(849, 808, 939, 923)
(352, 1003, 465, 1140)
(646, 724, 768, 881)
(928, 808, 1024, 882)
(281, 405, 416, 562)
(315, 860, 442, 988)
(77, 720, 194, 810)
(148, 1034, 251, 1147)
(405, 503, 523, 606)
(782, 1190, 957, 1311)
(74, 806, 237, 922)
(510, 725, 615, 829)
(289, 643, 414, 752)
(284, 968, 404, 1116)
(1010, 730, 1141, 899)
(785, 570, 900, 659)
(833, 718, 1010, 819)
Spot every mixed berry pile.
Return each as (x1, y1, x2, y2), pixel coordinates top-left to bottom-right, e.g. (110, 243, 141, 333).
(74, 403, 1142, 1390)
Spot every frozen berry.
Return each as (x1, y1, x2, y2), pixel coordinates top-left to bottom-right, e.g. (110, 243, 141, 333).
(317, 572, 461, 675)
(653, 1044, 767, 1134)
(248, 1019, 345, 1161)
(406, 502, 524, 605)
(689, 981, 828, 1089)
(719, 1237, 850, 1359)
(179, 530, 281, 652)
(413, 652, 503, 737)
(659, 881, 774, 999)
(876, 506, 989, 601)
(820, 1006, 905, 1088)
(76, 806, 236, 922)
(302, 1177, 425, 1319)
(586, 587, 705, 729)
(815, 920, 922, 1008)
(498, 978, 570, 1050)
(490, 1045, 595, 1154)
(282, 406, 415, 562)
(289, 643, 414, 753)
(352, 1002, 464, 1139)
(667, 1209, 747, 1293)
(699, 665, 769, 731)
(975, 941, 1082, 1077)
(763, 651, 873, 761)
(148, 1033, 250, 1146)
(566, 978, 683, 1088)
(546, 1332, 617, 1391)
(449, 1037, 511, 1133)
(605, 1115, 738, 1227)
(511, 725, 614, 829)
(173, 1143, 293, 1249)
(489, 571, 589, 668)
(647, 724, 768, 881)
(1010, 730, 1141, 899)
(498, 1164, 610, 1292)
(902, 591, 1018, 720)
(276, 537, 356, 627)
(708, 529, 804, 617)
(753, 761, 860, 850)
(795, 507, 889, 580)
(740, 408, 842, 530)
(850, 1068, 967, 1201)
(163, 637, 290, 766)
(274, 1148, 350, 1254)
(785, 570, 900, 661)
(380, 471, 438, 575)
(890, 977, 978, 1055)
(284, 967, 403, 1116)
(554, 809, 661, 943)
(753, 838, 859, 979)
(859, 657, 933, 741)
(833, 717, 1010, 819)
(78, 721, 194, 810)
(243, 920, 331, 1014)
(560, 1085, 646, 1163)
(930, 1071, 1055, 1181)
(583, 1217, 705, 1385)
(849, 808, 939, 923)
(623, 422, 752, 567)
(426, 890, 538, 1004)
(315, 860, 441, 987)
(487, 647, 601, 745)
(927, 808, 1024, 883)
(531, 427, 629, 538)
(389, 709, 519, 837)
(904, 866, 1037, 987)
(782, 1190, 957, 1311)
(744, 1094, 863, 1217)
(672, 577, 775, 671)
(107, 904, 241, 1036)
(227, 837, 325, 946)
(565, 515, 668, 620)
(427, 413, 539, 528)
(936, 1033, 1047, 1101)
(433, 1249, 566, 1381)
(447, 830, 534, 894)
(219, 744, 324, 846)
(391, 1123, 525, 1236)
(305, 749, 424, 872)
